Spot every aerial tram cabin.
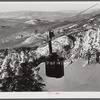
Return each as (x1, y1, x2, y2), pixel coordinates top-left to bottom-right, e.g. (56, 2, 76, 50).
(45, 30, 64, 78)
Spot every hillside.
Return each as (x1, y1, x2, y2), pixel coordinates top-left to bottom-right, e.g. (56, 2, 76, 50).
(0, 9, 100, 50)
(0, 11, 77, 20)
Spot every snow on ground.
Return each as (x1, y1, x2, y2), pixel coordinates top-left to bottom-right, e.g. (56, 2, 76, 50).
(38, 59, 100, 91)
(25, 20, 36, 25)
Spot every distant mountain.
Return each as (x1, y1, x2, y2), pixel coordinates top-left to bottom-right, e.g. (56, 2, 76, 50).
(0, 11, 77, 21)
(0, 11, 78, 44)
(0, 9, 100, 50)
(58, 10, 80, 13)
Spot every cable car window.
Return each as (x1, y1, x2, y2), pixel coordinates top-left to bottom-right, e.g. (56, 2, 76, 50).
(57, 59, 59, 62)
(50, 62, 52, 65)
(57, 61, 60, 65)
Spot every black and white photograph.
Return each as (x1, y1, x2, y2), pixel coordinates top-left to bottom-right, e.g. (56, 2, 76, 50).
(0, 1, 100, 95)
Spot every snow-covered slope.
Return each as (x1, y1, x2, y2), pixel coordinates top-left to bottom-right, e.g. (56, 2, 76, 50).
(25, 20, 36, 25)
(34, 35, 72, 58)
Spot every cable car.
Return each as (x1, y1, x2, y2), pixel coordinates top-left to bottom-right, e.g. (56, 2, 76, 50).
(45, 30, 64, 78)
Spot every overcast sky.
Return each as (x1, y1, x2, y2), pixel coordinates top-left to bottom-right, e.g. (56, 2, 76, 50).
(0, 2, 100, 12)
